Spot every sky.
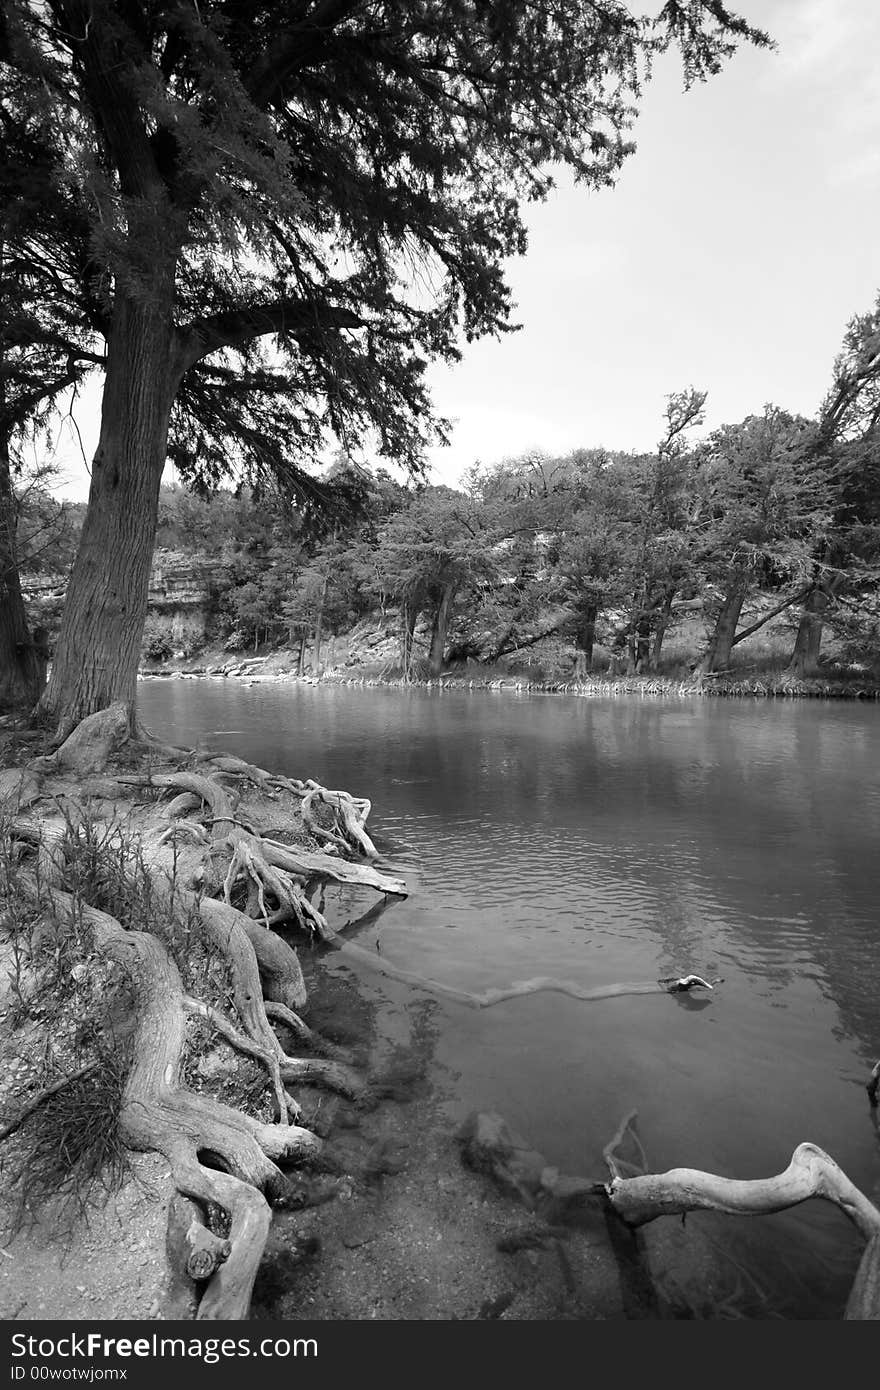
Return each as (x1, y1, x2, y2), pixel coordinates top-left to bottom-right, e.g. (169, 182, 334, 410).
(47, 0, 880, 500)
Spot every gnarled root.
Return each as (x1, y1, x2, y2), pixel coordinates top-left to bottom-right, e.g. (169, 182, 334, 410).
(41, 887, 321, 1319)
(299, 781, 378, 859)
(191, 756, 379, 859)
(263, 1000, 354, 1066)
(197, 897, 363, 1101)
(198, 896, 307, 1017)
(150, 769, 405, 944)
(163, 1194, 232, 1318)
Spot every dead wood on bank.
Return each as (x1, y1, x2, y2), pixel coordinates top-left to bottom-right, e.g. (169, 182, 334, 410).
(462, 1095, 880, 1319)
(601, 1108, 880, 1320)
(323, 937, 721, 1010)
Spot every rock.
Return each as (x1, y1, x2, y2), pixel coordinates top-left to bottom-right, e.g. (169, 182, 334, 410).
(341, 1219, 380, 1249)
(457, 1111, 550, 1207)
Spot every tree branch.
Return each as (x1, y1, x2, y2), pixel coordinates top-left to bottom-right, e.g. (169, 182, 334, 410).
(175, 297, 363, 372)
(244, 0, 364, 108)
(730, 585, 815, 649)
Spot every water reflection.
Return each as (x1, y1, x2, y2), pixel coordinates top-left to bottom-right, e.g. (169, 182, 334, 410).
(139, 680, 880, 1315)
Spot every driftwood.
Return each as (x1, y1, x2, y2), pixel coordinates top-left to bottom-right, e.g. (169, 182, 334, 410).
(606, 1141, 880, 1239)
(327, 936, 720, 1010)
(464, 1100, 880, 1318)
(601, 1109, 880, 1319)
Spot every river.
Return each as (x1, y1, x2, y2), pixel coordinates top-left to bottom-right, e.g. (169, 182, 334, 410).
(139, 679, 880, 1317)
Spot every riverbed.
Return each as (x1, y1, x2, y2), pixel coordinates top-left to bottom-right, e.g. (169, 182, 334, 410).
(139, 679, 880, 1317)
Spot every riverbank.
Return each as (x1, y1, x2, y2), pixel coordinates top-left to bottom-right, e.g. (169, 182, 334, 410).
(139, 655, 880, 701)
(0, 724, 631, 1322)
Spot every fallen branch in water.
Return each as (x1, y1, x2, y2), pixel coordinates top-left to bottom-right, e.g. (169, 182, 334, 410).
(328, 936, 721, 1010)
(600, 1111, 880, 1320)
(605, 1140, 880, 1240)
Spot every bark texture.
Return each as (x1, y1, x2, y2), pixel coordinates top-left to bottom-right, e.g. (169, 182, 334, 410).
(37, 292, 180, 739)
(0, 432, 46, 711)
(428, 582, 455, 677)
(788, 577, 842, 677)
(698, 580, 746, 674)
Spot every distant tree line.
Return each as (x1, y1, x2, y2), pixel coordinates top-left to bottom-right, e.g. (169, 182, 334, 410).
(18, 292, 878, 685)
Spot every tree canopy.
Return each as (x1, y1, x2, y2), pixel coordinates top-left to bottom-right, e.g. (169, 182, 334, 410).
(1, 0, 771, 727)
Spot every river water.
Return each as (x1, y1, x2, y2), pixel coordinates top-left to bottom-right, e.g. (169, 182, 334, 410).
(139, 679, 880, 1317)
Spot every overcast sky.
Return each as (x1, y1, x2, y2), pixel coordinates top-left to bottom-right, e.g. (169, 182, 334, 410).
(49, 0, 880, 500)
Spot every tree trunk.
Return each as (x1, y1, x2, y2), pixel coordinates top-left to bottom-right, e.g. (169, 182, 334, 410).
(400, 601, 418, 677)
(36, 293, 179, 739)
(0, 429, 45, 711)
(650, 589, 676, 670)
(729, 584, 813, 651)
(298, 635, 306, 677)
(428, 582, 455, 677)
(788, 578, 841, 677)
(572, 603, 598, 680)
(0, 226, 42, 713)
(699, 580, 746, 674)
(634, 614, 651, 673)
(312, 576, 329, 675)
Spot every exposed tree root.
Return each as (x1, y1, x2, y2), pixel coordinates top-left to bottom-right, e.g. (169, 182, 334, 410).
(256, 836, 405, 897)
(197, 896, 307, 1018)
(3, 745, 392, 1319)
(192, 756, 379, 859)
(298, 781, 378, 858)
(173, 1193, 232, 1281)
(262, 999, 354, 1066)
(147, 768, 405, 947)
(37, 885, 321, 1319)
(181, 996, 290, 1124)
(196, 897, 364, 1103)
(163, 1194, 207, 1319)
